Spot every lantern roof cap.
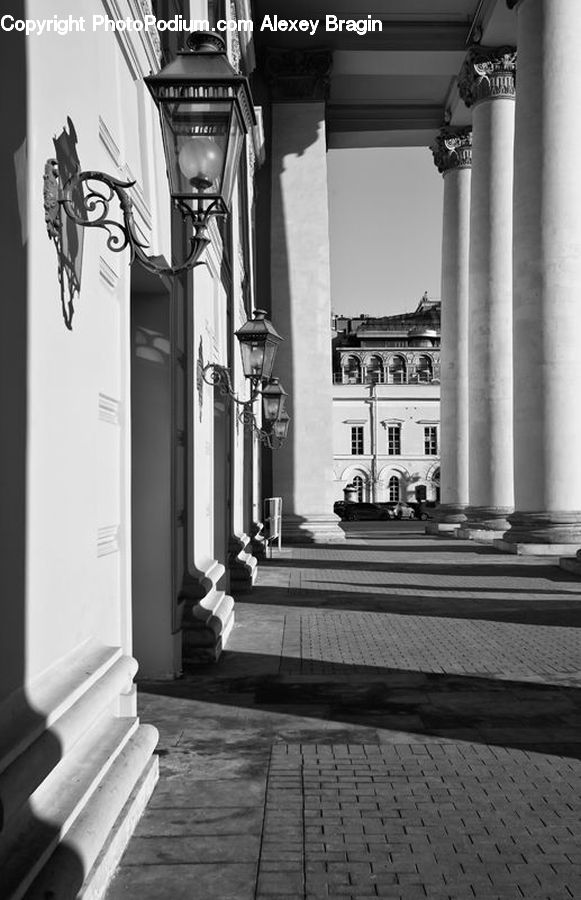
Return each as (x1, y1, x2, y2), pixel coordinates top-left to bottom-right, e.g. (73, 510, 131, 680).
(262, 377, 288, 395)
(145, 31, 256, 131)
(235, 309, 284, 344)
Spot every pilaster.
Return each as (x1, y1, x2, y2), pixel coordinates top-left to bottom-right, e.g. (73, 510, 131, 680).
(267, 49, 345, 543)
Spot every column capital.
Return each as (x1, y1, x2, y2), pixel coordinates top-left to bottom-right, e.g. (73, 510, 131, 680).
(265, 49, 333, 102)
(458, 46, 517, 108)
(430, 127, 473, 175)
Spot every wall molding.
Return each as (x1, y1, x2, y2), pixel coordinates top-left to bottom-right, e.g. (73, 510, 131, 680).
(98, 393, 121, 425)
(97, 525, 120, 557)
(99, 256, 120, 292)
(98, 116, 122, 168)
(101, 0, 160, 81)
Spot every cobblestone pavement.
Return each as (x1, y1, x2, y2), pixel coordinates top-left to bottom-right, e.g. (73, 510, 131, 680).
(107, 523, 581, 900)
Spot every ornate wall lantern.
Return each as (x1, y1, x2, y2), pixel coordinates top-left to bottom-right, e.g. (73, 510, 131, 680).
(200, 310, 290, 450)
(234, 310, 283, 383)
(45, 32, 256, 277)
(271, 411, 291, 445)
(260, 377, 287, 423)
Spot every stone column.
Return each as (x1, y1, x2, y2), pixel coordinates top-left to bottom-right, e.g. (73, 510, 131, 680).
(501, 0, 581, 556)
(428, 127, 472, 532)
(458, 47, 516, 538)
(267, 50, 345, 542)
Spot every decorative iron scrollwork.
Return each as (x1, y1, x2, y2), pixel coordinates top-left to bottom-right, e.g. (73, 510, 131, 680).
(45, 163, 217, 278)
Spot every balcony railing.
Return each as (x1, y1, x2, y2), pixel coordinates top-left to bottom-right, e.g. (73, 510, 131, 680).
(333, 373, 440, 385)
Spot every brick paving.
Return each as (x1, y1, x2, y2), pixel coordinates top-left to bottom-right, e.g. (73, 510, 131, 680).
(107, 523, 581, 900)
(260, 742, 581, 900)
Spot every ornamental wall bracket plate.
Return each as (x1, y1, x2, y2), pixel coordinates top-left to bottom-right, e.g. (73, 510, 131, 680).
(44, 118, 86, 330)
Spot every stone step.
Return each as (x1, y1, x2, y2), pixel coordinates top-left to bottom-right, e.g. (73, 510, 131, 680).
(0, 712, 149, 898)
(0, 653, 137, 832)
(0, 640, 123, 777)
(27, 726, 158, 900)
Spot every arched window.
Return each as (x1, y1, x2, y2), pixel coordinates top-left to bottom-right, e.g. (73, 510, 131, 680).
(366, 355, 384, 384)
(353, 474, 366, 501)
(432, 467, 440, 502)
(388, 355, 407, 384)
(416, 355, 433, 383)
(344, 356, 362, 384)
(388, 475, 400, 502)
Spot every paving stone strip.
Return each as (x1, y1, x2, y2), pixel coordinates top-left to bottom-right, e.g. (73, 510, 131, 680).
(258, 743, 581, 900)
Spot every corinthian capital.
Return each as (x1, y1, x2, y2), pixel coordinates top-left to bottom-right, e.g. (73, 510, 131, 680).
(430, 127, 473, 175)
(458, 46, 517, 108)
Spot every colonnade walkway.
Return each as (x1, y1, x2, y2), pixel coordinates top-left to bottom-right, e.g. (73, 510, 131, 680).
(107, 523, 581, 900)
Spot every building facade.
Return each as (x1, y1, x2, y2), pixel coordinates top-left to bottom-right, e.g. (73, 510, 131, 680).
(1, 0, 265, 893)
(332, 296, 441, 505)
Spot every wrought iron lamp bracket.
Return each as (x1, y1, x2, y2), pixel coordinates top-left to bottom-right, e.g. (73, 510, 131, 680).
(44, 160, 217, 276)
(200, 362, 261, 408)
(199, 362, 287, 450)
(236, 406, 284, 449)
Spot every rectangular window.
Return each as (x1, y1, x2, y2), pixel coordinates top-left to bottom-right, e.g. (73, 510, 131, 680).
(387, 425, 401, 456)
(424, 426, 438, 455)
(351, 426, 364, 455)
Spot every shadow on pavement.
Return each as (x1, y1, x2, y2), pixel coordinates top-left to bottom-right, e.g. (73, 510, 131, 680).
(239, 583, 581, 625)
(140, 654, 581, 760)
(266, 555, 576, 582)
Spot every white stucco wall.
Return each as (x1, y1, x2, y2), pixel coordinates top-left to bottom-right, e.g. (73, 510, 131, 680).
(24, 0, 170, 683)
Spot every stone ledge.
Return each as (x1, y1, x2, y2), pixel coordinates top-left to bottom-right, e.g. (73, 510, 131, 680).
(560, 557, 581, 576)
(282, 514, 346, 544)
(494, 539, 579, 556)
(456, 528, 506, 543)
(425, 522, 460, 535)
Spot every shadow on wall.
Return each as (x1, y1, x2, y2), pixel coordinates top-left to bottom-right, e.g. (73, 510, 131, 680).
(0, 7, 85, 894)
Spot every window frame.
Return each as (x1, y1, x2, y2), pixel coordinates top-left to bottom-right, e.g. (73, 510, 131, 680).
(351, 425, 364, 455)
(424, 425, 438, 455)
(387, 424, 401, 456)
(388, 475, 400, 502)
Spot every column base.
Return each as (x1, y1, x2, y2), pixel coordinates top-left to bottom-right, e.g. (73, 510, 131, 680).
(501, 510, 581, 546)
(0, 641, 158, 900)
(434, 503, 469, 525)
(463, 505, 513, 532)
(181, 560, 235, 665)
(282, 513, 346, 544)
(228, 532, 258, 593)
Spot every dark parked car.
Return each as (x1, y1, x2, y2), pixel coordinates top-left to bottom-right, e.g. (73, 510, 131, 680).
(338, 502, 391, 521)
(407, 502, 431, 521)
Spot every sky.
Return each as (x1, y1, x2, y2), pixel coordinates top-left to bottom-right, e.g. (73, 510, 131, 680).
(327, 147, 444, 318)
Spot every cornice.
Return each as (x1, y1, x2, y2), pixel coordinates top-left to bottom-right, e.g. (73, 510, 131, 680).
(265, 48, 332, 103)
